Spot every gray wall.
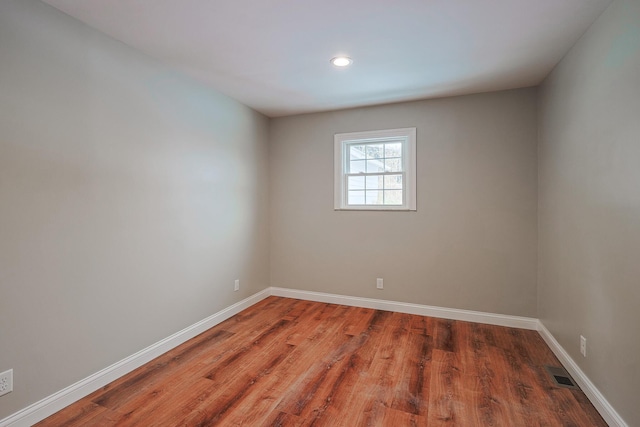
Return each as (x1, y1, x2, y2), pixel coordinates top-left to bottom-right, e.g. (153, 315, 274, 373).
(0, 0, 269, 418)
(538, 0, 640, 425)
(270, 89, 539, 317)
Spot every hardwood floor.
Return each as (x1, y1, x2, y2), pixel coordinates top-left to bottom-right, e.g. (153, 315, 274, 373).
(36, 297, 607, 426)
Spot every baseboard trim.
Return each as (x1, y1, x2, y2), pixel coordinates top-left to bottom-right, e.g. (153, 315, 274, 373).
(2, 287, 625, 427)
(0, 288, 271, 427)
(537, 321, 628, 427)
(269, 287, 539, 330)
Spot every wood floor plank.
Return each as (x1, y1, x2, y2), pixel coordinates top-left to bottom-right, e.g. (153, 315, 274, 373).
(381, 405, 425, 426)
(275, 330, 364, 418)
(107, 377, 217, 426)
(217, 296, 300, 334)
(220, 304, 362, 426)
(302, 310, 394, 427)
(283, 300, 339, 346)
(389, 323, 432, 416)
(433, 318, 456, 352)
(174, 301, 347, 425)
(355, 312, 413, 425)
(462, 321, 520, 426)
(343, 307, 376, 336)
(173, 302, 329, 425)
(490, 326, 550, 425)
(179, 343, 295, 426)
(428, 348, 465, 426)
(261, 410, 305, 427)
(36, 297, 608, 427)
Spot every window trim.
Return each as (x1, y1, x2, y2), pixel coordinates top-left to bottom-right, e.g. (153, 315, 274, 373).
(334, 127, 417, 211)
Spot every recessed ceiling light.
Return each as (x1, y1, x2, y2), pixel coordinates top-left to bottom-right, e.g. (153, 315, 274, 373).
(331, 56, 352, 67)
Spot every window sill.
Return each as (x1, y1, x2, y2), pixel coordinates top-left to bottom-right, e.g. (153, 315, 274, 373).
(334, 208, 416, 212)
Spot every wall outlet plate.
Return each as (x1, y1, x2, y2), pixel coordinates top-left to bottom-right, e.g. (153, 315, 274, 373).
(234, 279, 239, 291)
(580, 335, 587, 357)
(376, 278, 383, 289)
(0, 369, 13, 397)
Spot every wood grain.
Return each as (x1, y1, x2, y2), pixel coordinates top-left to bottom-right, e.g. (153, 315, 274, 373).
(36, 297, 607, 426)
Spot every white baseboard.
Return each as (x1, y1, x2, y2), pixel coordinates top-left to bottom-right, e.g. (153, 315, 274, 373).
(270, 287, 539, 330)
(0, 289, 271, 427)
(2, 287, 625, 427)
(537, 321, 628, 427)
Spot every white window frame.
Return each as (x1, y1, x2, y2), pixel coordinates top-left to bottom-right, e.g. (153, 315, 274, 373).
(334, 127, 417, 211)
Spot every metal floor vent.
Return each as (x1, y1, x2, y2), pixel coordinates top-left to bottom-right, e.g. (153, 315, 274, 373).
(545, 365, 578, 389)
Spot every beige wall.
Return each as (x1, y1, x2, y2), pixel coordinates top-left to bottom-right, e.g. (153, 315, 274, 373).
(0, 0, 270, 418)
(538, 0, 640, 425)
(270, 89, 538, 317)
(3, 0, 635, 423)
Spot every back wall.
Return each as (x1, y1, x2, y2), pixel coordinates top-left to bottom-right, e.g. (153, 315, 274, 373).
(269, 89, 538, 317)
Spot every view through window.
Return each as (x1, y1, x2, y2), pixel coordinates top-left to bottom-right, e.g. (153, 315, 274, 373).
(334, 128, 416, 211)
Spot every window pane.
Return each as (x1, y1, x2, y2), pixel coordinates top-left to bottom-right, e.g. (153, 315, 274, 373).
(384, 174, 403, 190)
(366, 144, 384, 159)
(366, 159, 384, 173)
(365, 175, 382, 190)
(348, 175, 365, 190)
(365, 190, 383, 205)
(384, 158, 402, 172)
(349, 159, 366, 173)
(384, 190, 403, 205)
(350, 145, 366, 160)
(348, 190, 365, 205)
(336, 127, 415, 210)
(385, 142, 402, 158)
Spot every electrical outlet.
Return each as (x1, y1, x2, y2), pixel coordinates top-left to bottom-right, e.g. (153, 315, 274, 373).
(0, 369, 13, 397)
(234, 279, 239, 292)
(376, 278, 383, 289)
(580, 335, 587, 357)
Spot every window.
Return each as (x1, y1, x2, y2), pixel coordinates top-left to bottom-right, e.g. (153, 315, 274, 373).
(334, 127, 416, 211)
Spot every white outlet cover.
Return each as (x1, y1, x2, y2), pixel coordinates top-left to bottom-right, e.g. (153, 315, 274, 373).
(0, 369, 13, 397)
(376, 278, 383, 289)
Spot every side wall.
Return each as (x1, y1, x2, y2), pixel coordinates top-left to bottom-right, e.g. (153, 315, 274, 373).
(0, 0, 270, 418)
(538, 0, 640, 425)
(270, 89, 538, 317)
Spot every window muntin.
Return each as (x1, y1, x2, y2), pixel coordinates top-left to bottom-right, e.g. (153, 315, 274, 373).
(334, 128, 416, 211)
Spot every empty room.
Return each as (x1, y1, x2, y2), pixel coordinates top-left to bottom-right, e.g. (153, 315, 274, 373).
(0, 0, 638, 425)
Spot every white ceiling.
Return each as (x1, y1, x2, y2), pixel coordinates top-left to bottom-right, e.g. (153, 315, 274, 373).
(42, 0, 612, 117)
